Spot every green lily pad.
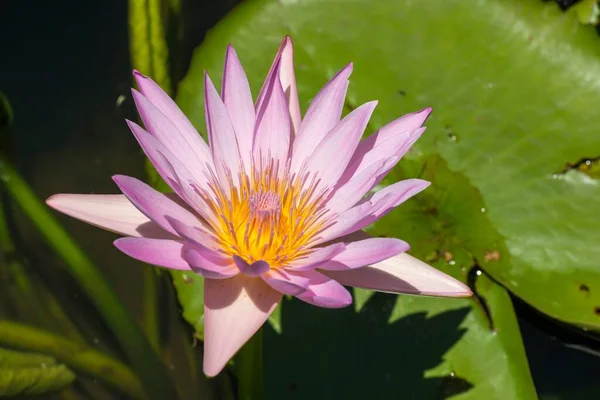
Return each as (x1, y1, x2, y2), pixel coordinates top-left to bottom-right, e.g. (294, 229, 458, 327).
(169, 0, 600, 395)
(0, 347, 75, 397)
(178, 0, 600, 330)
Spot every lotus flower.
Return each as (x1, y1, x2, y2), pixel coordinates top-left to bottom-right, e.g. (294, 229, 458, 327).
(47, 37, 471, 376)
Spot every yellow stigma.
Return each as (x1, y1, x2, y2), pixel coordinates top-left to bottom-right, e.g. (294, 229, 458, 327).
(198, 158, 332, 267)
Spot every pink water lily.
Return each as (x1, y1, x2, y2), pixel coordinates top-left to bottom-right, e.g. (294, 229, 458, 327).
(47, 37, 471, 377)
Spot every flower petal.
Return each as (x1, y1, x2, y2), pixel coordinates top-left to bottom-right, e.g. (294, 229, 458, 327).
(286, 243, 346, 271)
(133, 70, 212, 162)
(306, 101, 377, 190)
(221, 45, 255, 170)
(166, 216, 219, 250)
(321, 237, 409, 271)
(292, 270, 353, 308)
(317, 179, 430, 243)
(233, 256, 270, 277)
(261, 268, 310, 295)
(290, 64, 353, 174)
(254, 66, 291, 163)
(46, 193, 169, 238)
(339, 108, 430, 186)
(112, 175, 200, 237)
(256, 37, 301, 136)
(204, 72, 242, 184)
(181, 243, 238, 279)
(131, 89, 208, 182)
(326, 157, 392, 213)
(278, 36, 301, 135)
(114, 238, 190, 270)
(203, 276, 281, 377)
(322, 252, 472, 297)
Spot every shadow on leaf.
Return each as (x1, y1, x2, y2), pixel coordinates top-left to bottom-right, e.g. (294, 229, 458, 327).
(264, 292, 472, 400)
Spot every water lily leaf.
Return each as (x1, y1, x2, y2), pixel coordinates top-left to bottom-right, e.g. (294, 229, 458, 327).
(0, 347, 75, 397)
(178, 0, 600, 331)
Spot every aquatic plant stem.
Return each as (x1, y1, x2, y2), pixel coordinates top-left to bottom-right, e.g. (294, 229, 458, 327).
(0, 321, 146, 399)
(0, 154, 177, 400)
(237, 328, 264, 400)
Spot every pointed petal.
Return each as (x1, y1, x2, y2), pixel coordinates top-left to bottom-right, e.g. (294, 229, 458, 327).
(306, 101, 377, 190)
(372, 107, 431, 144)
(166, 216, 219, 250)
(204, 72, 241, 184)
(321, 237, 409, 271)
(112, 175, 200, 237)
(233, 256, 270, 277)
(326, 157, 391, 213)
(46, 193, 169, 238)
(339, 108, 430, 186)
(133, 70, 212, 162)
(203, 276, 281, 376)
(323, 253, 472, 297)
(254, 68, 291, 163)
(290, 64, 353, 173)
(181, 243, 238, 279)
(278, 36, 301, 136)
(114, 238, 190, 270)
(261, 268, 310, 295)
(292, 270, 352, 308)
(317, 179, 430, 243)
(127, 120, 215, 223)
(221, 45, 254, 170)
(132, 89, 208, 180)
(287, 243, 346, 271)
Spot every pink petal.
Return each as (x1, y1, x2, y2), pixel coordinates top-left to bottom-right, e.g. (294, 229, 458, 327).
(204, 72, 241, 185)
(254, 67, 291, 163)
(126, 120, 213, 216)
(166, 216, 219, 250)
(317, 179, 430, 243)
(292, 270, 352, 308)
(127, 121, 212, 219)
(131, 90, 208, 182)
(221, 45, 255, 170)
(261, 268, 310, 295)
(290, 64, 353, 174)
(233, 256, 270, 277)
(112, 175, 200, 237)
(278, 36, 301, 136)
(256, 37, 300, 135)
(339, 108, 430, 186)
(181, 243, 238, 279)
(133, 70, 212, 162)
(321, 237, 409, 271)
(323, 252, 472, 297)
(371, 107, 431, 144)
(203, 276, 281, 376)
(305, 101, 377, 190)
(114, 237, 190, 270)
(326, 157, 392, 214)
(46, 194, 169, 238)
(287, 243, 346, 271)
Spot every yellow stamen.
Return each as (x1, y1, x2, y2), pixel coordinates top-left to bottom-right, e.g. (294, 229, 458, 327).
(197, 157, 333, 267)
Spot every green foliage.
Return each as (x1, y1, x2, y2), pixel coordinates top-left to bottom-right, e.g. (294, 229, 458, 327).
(172, 0, 600, 397)
(0, 347, 75, 397)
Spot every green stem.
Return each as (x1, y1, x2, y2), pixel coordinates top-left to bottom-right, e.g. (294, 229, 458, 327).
(0, 321, 146, 399)
(237, 328, 264, 400)
(0, 154, 177, 400)
(143, 268, 160, 352)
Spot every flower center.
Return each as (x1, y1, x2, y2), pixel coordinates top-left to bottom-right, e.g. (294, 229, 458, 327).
(197, 158, 334, 267)
(249, 190, 281, 220)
